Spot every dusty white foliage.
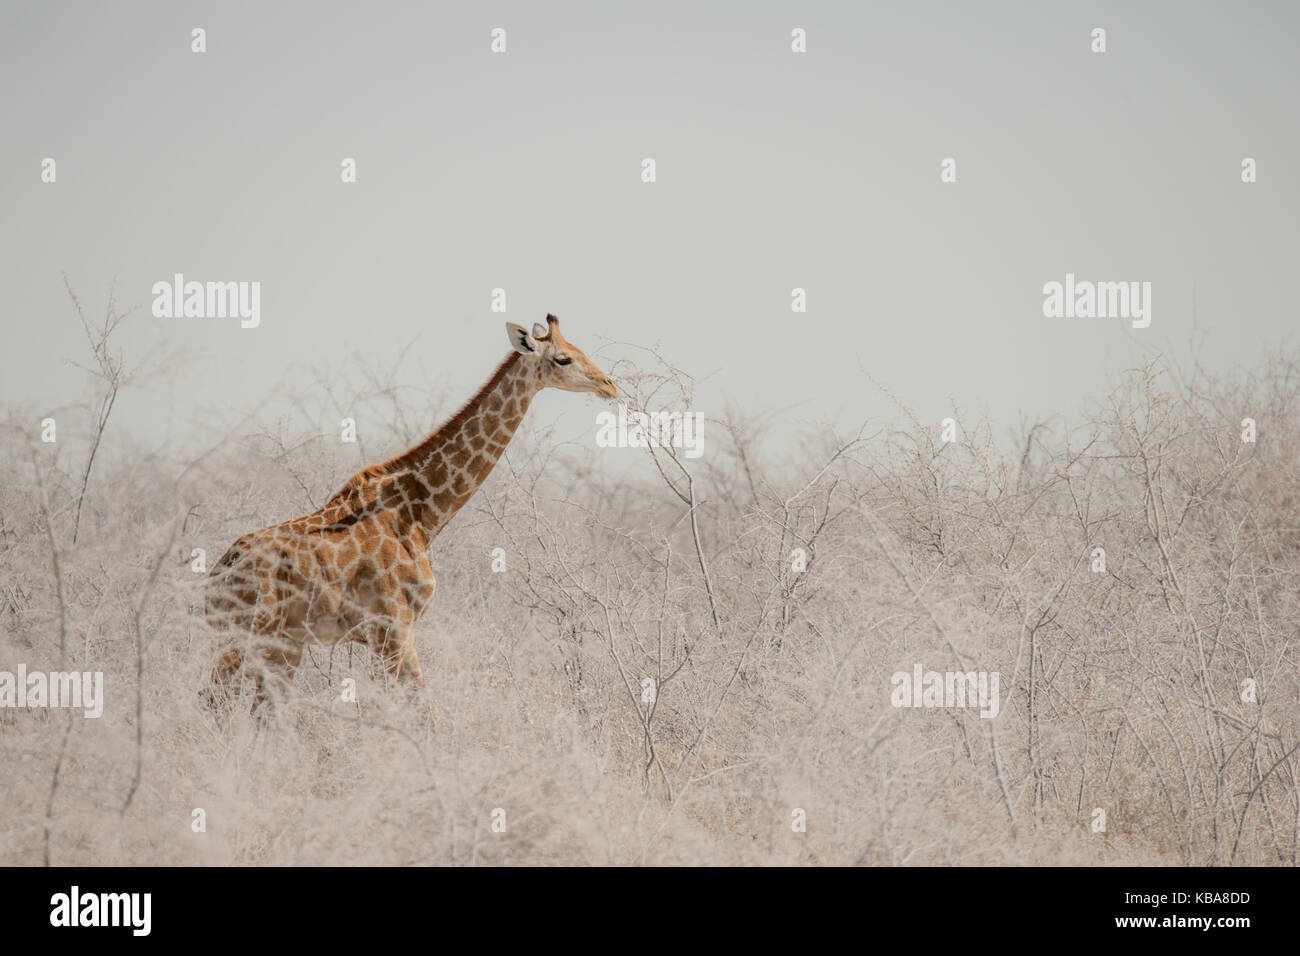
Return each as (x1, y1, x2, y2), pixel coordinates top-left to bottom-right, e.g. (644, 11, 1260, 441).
(2, 341, 1297, 866)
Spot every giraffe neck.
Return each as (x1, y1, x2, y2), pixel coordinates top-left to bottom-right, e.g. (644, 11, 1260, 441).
(392, 351, 540, 539)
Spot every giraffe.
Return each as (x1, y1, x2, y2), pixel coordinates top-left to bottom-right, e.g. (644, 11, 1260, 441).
(203, 314, 616, 710)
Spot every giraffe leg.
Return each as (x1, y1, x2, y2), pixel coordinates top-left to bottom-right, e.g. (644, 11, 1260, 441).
(249, 637, 303, 717)
(202, 643, 246, 713)
(372, 624, 423, 684)
(204, 570, 294, 715)
(371, 623, 438, 730)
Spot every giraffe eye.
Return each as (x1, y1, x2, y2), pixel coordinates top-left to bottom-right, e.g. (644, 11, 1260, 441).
(554, 355, 572, 366)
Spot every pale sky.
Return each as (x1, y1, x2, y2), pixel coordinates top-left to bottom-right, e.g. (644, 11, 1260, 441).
(2, 1, 1297, 459)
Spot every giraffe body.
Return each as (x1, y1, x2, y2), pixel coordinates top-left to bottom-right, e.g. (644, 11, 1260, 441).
(204, 315, 615, 709)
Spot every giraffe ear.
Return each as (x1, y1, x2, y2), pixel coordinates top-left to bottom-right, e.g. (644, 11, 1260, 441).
(506, 322, 536, 354)
(532, 321, 549, 340)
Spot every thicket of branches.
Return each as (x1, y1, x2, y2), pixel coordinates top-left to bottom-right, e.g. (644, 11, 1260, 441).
(2, 299, 1296, 865)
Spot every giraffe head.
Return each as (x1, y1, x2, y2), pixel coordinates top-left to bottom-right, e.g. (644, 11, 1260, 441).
(506, 314, 617, 399)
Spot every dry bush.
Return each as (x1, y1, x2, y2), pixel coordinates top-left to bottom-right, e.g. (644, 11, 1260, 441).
(2, 321, 1297, 865)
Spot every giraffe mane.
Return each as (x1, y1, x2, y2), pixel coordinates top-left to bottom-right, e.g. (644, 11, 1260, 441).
(326, 351, 524, 502)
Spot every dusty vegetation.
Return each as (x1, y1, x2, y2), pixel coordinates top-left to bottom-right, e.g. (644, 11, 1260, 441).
(2, 303, 1298, 866)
